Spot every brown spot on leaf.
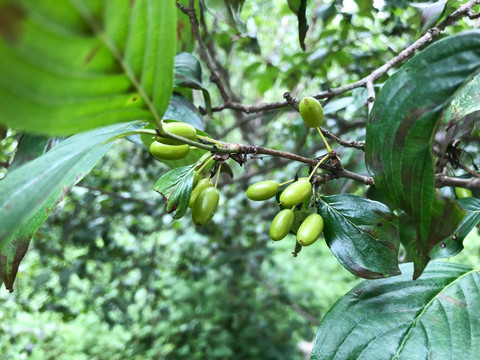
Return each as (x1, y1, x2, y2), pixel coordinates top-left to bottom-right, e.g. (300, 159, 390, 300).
(0, 4, 25, 44)
(377, 222, 383, 227)
(83, 46, 100, 66)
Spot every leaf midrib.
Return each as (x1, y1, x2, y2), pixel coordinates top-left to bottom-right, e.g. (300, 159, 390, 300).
(69, 0, 161, 125)
(393, 268, 477, 358)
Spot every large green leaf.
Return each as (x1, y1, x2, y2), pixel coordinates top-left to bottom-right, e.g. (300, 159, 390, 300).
(0, 0, 176, 135)
(365, 31, 480, 278)
(0, 121, 137, 291)
(319, 194, 400, 279)
(312, 261, 480, 359)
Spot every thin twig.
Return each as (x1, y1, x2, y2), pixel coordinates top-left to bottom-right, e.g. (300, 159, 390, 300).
(177, 0, 231, 103)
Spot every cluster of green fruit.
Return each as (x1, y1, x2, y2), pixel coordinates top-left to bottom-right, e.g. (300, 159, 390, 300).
(246, 179, 324, 246)
(149, 122, 197, 160)
(148, 121, 221, 227)
(244, 96, 328, 247)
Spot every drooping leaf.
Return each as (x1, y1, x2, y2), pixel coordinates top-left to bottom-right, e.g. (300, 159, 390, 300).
(365, 31, 480, 278)
(202, 0, 247, 33)
(0, 0, 176, 135)
(430, 197, 480, 259)
(154, 165, 196, 219)
(174, 53, 212, 114)
(311, 261, 480, 360)
(288, 0, 309, 51)
(0, 133, 56, 292)
(318, 194, 400, 279)
(411, 0, 447, 34)
(0, 121, 138, 291)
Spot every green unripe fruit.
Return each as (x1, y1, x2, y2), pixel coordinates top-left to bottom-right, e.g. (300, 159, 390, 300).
(246, 180, 279, 201)
(297, 213, 324, 246)
(270, 209, 295, 241)
(455, 187, 473, 199)
(150, 141, 190, 160)
(192, 187, 220, 227)
(192, 172, 200, 189)
(158, 121, 197, 145)
(279, 179, 312, 208)
(299, 97, 324, 128)
(189, 178, 213, 207)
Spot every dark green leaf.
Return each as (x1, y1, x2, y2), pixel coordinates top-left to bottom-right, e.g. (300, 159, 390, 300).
(154, 165, 196, 219)
(164, 93, 205, 130)
(365, 31, 480, 278)
(9, 134, 62, 172)
(203, 0, 246, 33)
(312, 261, 479, 360)
(288, 0, 309, 51)
(319, 194, 400, 279)
(0, 121, 138, 291)
(412, 0, 447, 34)
(430, 197, 480, 259)
(0, 0, 176, 135)
(174, 53, 212, 114)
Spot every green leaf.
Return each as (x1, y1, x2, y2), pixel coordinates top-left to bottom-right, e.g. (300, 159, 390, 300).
(430, 197, 480, 259)
(0, 0, 176, 135)
(0, 121, 138, 291)
(311, 261, 480, 360)
(288, 0, 309, 51)
(412, 0, 447, 34)
(365, 31, 480, 278)
(318, 194, 400, 279)
(154, 165, 196, 219)
(174, 53, 212, 114)
(437, 72, 480, 156)
(203, 0, 246, 33)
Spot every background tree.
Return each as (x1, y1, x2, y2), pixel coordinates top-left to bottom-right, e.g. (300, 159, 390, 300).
(0, 0, 480, 359)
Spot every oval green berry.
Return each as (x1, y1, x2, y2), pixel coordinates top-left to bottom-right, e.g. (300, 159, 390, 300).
(299, 97, 324, 128)
(246, 180, 280, 201)
(150, 141, 190, 160)
(158, 121, 197, 145)
(189, 178, 213, 207)
(270, 209, 295, 241)
(455, 187, 473, 199)
(297, 213, 324, 246)
(279, 179, 312, 208)
(192, 187, 220, 227)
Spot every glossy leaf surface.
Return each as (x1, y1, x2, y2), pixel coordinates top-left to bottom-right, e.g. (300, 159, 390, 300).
(365, 31, 480, 278)
(154, 165, 195, 219)
(312, 262, 480, 360)
(0, 0, 176, 135)
(319, 194, 400, 279)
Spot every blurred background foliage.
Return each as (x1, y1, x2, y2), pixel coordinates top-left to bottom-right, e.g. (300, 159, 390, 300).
(1, 0, 479, 359)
